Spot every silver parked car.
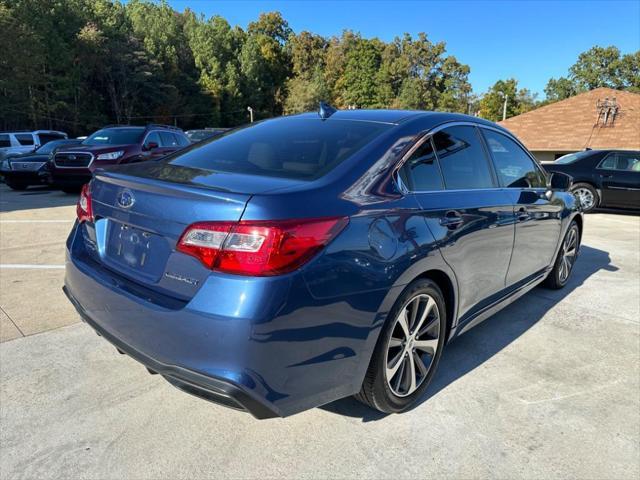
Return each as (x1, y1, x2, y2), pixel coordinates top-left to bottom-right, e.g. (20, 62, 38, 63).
(0, 130, 68, 161)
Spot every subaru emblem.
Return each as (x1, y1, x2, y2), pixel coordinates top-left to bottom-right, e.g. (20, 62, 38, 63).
(117, 189, 135, 209)
(68, 155, 76, 160)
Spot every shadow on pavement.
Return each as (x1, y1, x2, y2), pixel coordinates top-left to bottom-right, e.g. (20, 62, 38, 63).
(0, 184, 78, 213)
(319, 245, 616, 422)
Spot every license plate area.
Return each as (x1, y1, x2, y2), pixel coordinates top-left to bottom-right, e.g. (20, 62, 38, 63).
(104, 221, 170, 281)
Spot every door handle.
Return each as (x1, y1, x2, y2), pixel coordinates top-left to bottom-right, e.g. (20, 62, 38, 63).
(440, 211, 463, 229)
(516, 207, 530, 222)
(600, 174, 613, 179)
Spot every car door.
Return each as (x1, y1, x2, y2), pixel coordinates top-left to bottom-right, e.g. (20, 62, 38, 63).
(401, 125, 515, 323)
(480, 127, 562, 285)
(598, 152, 640, 209)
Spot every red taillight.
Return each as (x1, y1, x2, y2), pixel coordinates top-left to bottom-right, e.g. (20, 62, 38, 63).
(177, 217, 348, 276)
(76, 183, 93, 223)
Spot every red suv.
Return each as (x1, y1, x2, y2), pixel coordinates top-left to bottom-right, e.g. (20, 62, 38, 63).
(51, 124, 190, 191)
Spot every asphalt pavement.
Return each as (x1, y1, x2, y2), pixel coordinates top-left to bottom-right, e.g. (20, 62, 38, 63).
(1, 183, 638, 479)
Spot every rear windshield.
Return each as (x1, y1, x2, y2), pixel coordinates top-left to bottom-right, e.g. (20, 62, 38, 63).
(83, 128, 144, 146)
(555, 151, 593, 164)
(167, 119, 390, 180)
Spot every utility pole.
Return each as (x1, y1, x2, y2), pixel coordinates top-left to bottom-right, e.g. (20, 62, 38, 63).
(247, 106, 254, 123)
(498, 92, 508, 121)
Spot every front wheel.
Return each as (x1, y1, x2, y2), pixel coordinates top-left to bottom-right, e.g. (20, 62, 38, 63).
(571, 183, 599, 212)
(355, 279, 447, 413)
(544, 221, 580, 289)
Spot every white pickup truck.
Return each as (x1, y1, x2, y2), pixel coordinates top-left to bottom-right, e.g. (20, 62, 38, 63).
(0, 130, 68, 161)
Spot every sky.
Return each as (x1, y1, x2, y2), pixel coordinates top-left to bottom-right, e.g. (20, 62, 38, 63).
(167, 0, 640, 98)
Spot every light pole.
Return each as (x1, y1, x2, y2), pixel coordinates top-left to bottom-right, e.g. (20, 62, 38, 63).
(498, 92, 508, 121)
(247, 106, 254, 123)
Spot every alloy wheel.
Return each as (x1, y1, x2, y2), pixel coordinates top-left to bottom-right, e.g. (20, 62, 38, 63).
(559, 226, 578, 283)
(385, 294, 440, 397)
(573, 187, 595, 210)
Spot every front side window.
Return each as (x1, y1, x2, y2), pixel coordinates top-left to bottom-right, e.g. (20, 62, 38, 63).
(15, 134, 34, 146)
(159, 131, 178, 147)
(0, 135, 10, 148)
(399, 138, 443, 191)
(167, 118, 390, 180)
(482, 129, 546, 188)
(432, 126, 494, 190)
(83, 128, 144, 146)
(144, 132, 161, 148)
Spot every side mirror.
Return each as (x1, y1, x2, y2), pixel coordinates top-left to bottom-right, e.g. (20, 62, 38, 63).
(548, 172, 572, 191)
(144, 141, 159, 151)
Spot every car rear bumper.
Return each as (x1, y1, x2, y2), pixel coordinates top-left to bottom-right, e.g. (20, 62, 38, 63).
(63, 284, 278, 419)
(64, 223, 386, 417)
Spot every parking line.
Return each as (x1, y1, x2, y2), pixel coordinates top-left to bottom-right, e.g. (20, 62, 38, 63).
(0, 264, 65, 269)
(0, 220, 72, 223)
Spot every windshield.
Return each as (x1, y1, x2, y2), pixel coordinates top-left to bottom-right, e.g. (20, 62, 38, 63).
(168, 119, 390, 180)
(555, 151, 593, 164)
(83, 128, 144, 146)
(36, 140, 69, 154)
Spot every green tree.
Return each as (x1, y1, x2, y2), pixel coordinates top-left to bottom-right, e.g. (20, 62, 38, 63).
(479, 79, 537, 121)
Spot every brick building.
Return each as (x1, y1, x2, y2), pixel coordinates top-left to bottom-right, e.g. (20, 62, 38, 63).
(499, 87, 640, 162)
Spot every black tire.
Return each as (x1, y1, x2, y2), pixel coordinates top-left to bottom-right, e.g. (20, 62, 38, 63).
(355, 279, 447, 413)
(5, 179, 28, 191)
(543, 221, 580, 289)
(571, 183, 599, 212)
(61, 187, 81, 194)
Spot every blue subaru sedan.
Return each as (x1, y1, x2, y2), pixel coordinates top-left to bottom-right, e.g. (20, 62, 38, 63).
(64, 108, 582, 418)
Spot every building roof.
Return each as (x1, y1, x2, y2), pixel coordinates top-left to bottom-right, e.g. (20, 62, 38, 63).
(499, 87, 640, 152)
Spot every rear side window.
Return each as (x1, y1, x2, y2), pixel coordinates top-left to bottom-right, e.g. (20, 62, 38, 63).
(598, 152, 640, 171)
(399, 139, 443, 191)
(159, 131, 179, 147)
(0, 135, 10, 148)
(432, 126, 494, 189)
(482, 129, 546, 188)
(167, 119, 390, 180)
(15, 134, 34, 146)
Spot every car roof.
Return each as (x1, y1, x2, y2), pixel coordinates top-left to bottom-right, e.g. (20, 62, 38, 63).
(289, 109, 508, 131)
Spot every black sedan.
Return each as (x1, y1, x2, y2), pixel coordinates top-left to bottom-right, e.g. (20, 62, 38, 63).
(543, 150, 640, 212)
(1, 139, 82, 190)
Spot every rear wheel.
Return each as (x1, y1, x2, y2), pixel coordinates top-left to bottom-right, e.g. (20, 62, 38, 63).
(5, 179, 28, 191)
(571, 183, 598, 212)
(544, 221, 580, 289)
(355, 279, 446, 413)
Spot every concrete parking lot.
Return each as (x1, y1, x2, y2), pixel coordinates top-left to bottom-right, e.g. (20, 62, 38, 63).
(0, 182, 638, 479)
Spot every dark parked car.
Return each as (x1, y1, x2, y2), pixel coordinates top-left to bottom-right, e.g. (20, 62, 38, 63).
(50, 124, 190, 192)
(543, 150, 640, 212)
(1, 139, 81, 190)
(64, 109, 582, 418)
(185, 128, 229, 143)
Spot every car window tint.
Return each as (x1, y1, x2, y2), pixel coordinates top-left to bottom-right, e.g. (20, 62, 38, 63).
(432, 126, 494, 189)
(598, 154, 616, 170)
(0, 135, 10, 148)
(176, 134, 190, 147)
(38, 133, 66, 144)
(167, 119, 390, 180)
(482, 129, 546, 188)
(159, 131, 179, 147)
(144, 131, 161, 148)
(400, 139, 443, 191)
(616, 153, 640, 171)
(15, 134, 34, 146)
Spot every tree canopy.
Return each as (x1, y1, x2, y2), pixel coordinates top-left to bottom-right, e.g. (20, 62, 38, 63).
(0, 0, 638, 135)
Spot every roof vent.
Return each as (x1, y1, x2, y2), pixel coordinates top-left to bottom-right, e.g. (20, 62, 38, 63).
(596, 97, 619, 126)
